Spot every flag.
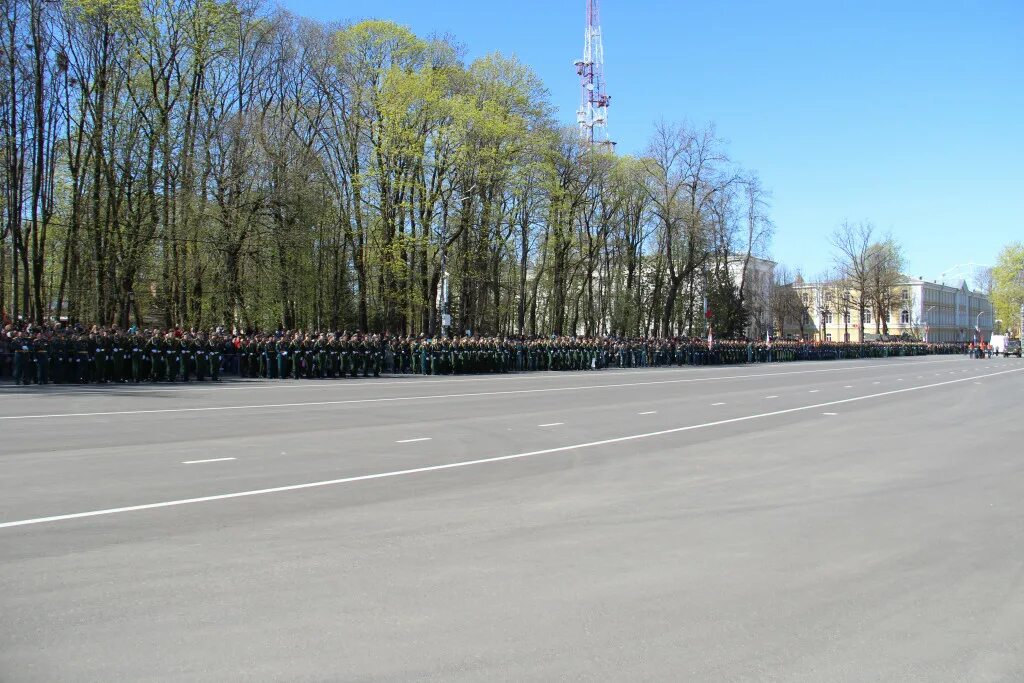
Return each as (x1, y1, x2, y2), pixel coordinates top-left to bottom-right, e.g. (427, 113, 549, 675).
(707, 325, 713, 350)
(766, 328, 771, 349)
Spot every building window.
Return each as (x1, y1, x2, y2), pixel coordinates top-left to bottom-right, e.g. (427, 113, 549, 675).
(900, 310, 910, 324)
(826, 333, 832, 341)
(844, 312, 851, 325)
(802, 313, 810, 326)
(822, 310, 833, 324)
(864, 310, 872, 324)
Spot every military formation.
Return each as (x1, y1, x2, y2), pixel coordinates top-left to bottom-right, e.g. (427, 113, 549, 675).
(0, 323, 972, 386)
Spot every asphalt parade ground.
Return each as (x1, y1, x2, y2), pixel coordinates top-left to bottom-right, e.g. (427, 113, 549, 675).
(2, 356, 1023, 681)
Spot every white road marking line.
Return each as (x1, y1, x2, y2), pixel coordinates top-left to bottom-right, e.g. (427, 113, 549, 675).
(873, 381, 881, 385)
(808, 390, 820, 393)
(3, 366, 1020, 531)
(182, 457, 236, 465)
(712, 402, 726, 406)
(0, 356, 972, 399)
(822, 412, 838, 416)
(538, 422, 564, 427)
(844, 385, 853, 388)
(638, 411, 657, 415)
(765, 396, 779, 399)
(396, 437, 431, 444)
(0, 360, 974, 419)
(897, 378, 904, 381)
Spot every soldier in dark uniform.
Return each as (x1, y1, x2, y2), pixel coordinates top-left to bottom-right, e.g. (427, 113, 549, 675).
(34, 331, 50, 385)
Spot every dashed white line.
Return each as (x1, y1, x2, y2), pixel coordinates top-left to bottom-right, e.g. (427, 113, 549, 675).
(765, 396, 779, 399)
(712, 402, 726, 406)
(538, 422, 564, 427)
(396, 437, 432, 444)
(844, 385, 853, 388)
(822, 412, 838, 416)
(4, 366, 1020, 530)
(873, 381, 881, 385)
(182, 457, 236, 465)
(638, 411, 657, 415)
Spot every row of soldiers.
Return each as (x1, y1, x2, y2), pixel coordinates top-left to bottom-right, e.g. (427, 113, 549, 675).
(1, 324, 972, 385)
(3, 328, 229, 385)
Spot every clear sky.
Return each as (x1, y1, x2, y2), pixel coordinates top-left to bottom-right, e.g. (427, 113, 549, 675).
(282, 0, 1022, 285)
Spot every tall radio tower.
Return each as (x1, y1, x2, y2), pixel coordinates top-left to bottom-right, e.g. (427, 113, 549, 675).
(574, 0, 613, 148)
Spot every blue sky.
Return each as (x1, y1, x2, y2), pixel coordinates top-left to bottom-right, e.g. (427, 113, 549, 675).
(284, 0, 1022, 284)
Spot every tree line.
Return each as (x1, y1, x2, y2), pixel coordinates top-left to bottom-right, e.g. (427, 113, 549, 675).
(1, 0, 772, 337)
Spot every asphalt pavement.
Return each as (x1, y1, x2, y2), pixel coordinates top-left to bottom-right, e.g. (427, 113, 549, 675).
(2, 356, 1023, 681)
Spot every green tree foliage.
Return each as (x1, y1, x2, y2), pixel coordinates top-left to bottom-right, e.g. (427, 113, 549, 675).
(1, 0, 772, 336)
(991, 242, 1024, 336)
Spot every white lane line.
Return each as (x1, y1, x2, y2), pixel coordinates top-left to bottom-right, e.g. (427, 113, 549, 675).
(638, 411, 657, 415)
(822, 412, 838, 416)
(765, 395, 779, 399)
(808, 390, 820, 393)
(844, 385, 853, 388)
(0, 360, 975, 420)
(873, 381, 881, 385)
(897, 378, 904, 382)
(182, 457, 236, 465)
(396, 437, 431, 444)
(0, 357, 972, 400)
(3, 366, 1020, 531)
(538, 422, 564, 427)
(712, 402, 726, 406)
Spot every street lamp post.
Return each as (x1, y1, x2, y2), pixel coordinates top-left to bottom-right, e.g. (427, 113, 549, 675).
(438, 186, 475, 337)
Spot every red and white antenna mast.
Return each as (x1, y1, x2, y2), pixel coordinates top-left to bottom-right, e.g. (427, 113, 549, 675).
(574, 0, 613, 149)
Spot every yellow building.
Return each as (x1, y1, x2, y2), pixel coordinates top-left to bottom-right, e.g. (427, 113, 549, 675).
(784, 278, 993, 343)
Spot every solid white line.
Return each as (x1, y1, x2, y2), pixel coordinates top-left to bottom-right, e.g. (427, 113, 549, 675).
(0, 357, 971, 400)
(0, 359, 972, 420)
(2, 366, 1020, 531)
(396, 437, 431, 444)
(638, 411, 657, 415)
(538, 422, 564, 427)
(182, 457, 236, 465)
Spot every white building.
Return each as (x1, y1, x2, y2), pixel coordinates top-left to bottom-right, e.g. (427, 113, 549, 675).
(728, 254, 776, 339)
